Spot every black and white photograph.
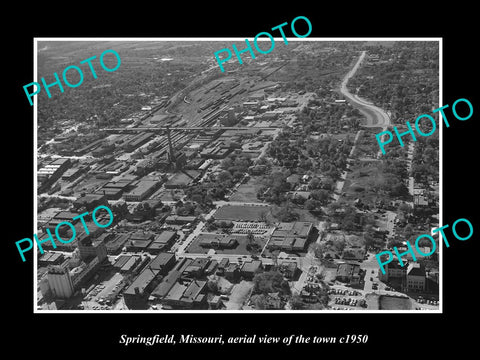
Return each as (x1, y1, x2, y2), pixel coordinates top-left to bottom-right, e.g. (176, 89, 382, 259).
(5, 5, 478, 355)
(33, 39, 441, 313)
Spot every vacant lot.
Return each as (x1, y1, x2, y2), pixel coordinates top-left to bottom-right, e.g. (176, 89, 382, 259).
(342, 160, 385, 206)
(213, 205, 272, 222)
(379, 295, 412, 310)
(225, 280, 254, 310)
(230, 177, 264, 203)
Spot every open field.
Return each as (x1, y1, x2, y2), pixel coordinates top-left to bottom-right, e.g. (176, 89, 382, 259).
(341, 161, 386, 205)
(213, 205, 272, 222)
(379, 295, 413, 310)
(225, 281, 254, 310)
(230, 177, 264, 203)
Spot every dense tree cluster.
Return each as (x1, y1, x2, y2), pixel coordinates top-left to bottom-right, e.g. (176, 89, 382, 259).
(252, 271, 291, 296)
(185, 153, 252, 205)
(257, 169, 290, 204)
(411, 135, 439, 184)
(327, 202, 375, 232)
(299, 102, 362, 134)
(269, 44, 359, 94)
(347, 42, 439, 125)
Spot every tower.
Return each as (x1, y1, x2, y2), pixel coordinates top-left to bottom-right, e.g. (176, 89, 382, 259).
(47, 266, 74, 299)
(77, 235, 107, 262)
(166, 127, 176, 164)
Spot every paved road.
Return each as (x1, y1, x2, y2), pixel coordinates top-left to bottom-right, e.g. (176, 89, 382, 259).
(38, 194, 77, 201)
(332, 130, 362, 201)
(340, 51, 391, 129)
(213, 200, 270, 207)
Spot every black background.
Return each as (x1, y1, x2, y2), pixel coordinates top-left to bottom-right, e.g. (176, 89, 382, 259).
(5, 3, 478, 355)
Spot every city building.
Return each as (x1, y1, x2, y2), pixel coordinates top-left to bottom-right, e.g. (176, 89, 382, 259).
(162, 280, 208, 309)
(378, 260, 408, 282)
(208, 295, 222, 309)
(268, 222, 314, 252)
(123, 267, 163, 309)
(146, 231, 177, 254)
(336, 262, 362, 284)
(113, 255, 141, 273)
(224, 263, 241, 282)
(77, 235, 108, 262)
(240, 260, 263, 280)
(406, 263, 426, 292)
(99, 232, 131, 255)
(123, 180, 160, 201)
(199, 235, 239, 249)
(38, 158, 71, 192)
(164, 171, 201, 189)
(341, 247, 366, 261)
(122, 132, 154, 152)
(47, 266, 74, 299)
(165, 215, 197, 225)
(73, 193, 108, 212)
(39, 252, 65, 267)
(126, 231, 155, 252)
(182, 257, 210, 279)
(149, 252, 177, 275)
(61, 165, 89, 181)
(216, 258, 230, 276)
(205, 259, 218, 275)
(278, 262, 298, 280)
(151, 258, 194, 300)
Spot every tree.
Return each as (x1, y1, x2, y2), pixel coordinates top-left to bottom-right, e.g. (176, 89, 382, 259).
(251, 294, 266, 310)
(311, 189, 330, 205)
(309, 243, 324, 259)
(140, 202, 151, 211)
(274, 202, 298, 222)
(207, 279, 219, 294)
(364, 231, 375, 251)
(308, 177, 321, 190)
(333, 236, 346, 253)
(253, 271, 291, 295)
(259, 210, 270, 225)
(247, 231, 255, 245)
(177, 202, 195, 216)
(191, 193, 203, 204)
(398, 203, 412, 215)
(217, 170, 232, 183)
(388, 238, 403, 248)
(270, 250, 280, 268)
(304, 199, 316, 211)
(403, 224, 415, 239)
(111, 201, 129, 219)
(290, 294, 306, 310)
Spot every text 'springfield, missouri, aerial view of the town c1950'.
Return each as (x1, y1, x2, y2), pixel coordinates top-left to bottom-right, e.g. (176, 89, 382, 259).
(34, 39, 440, 312)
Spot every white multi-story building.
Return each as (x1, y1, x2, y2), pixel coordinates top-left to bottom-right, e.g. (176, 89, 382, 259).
(47, 266, 74, 299)
(406, 263, 426, 291)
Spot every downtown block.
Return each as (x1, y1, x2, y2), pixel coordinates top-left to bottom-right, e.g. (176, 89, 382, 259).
(15, 205, 115, 262)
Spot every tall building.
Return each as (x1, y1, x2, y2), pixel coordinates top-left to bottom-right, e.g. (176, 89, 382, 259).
(47, 266, 74, 299)
(406, 263, 426, 291)
(77, 235, 107, 262)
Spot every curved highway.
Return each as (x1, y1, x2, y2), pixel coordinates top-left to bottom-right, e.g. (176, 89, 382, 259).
(340, 51, 391, 129)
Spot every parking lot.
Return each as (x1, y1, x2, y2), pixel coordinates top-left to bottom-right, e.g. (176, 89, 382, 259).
(413, 296, 439, 310)
(81, 271, 124, 310)
(327, 287, 367, 310)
